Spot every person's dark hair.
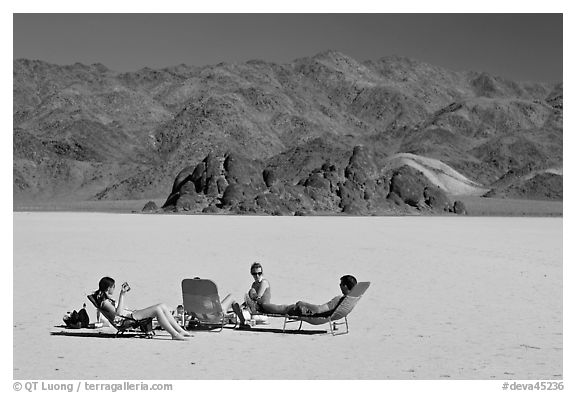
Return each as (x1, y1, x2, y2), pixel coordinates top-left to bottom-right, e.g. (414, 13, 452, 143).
(250, 262, 263, 273)
(98, 276, 115, 293)
(340, 275, 357, 291)
(93, 276, 115, 308)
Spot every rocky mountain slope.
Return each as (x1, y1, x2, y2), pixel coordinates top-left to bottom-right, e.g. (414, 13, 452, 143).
(13, 51, 562, 214)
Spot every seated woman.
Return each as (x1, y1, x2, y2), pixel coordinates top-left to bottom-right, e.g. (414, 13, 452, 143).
(93, 276, 192, 341)
(224, 262, 271, 325)
(258, 275, 357, 317)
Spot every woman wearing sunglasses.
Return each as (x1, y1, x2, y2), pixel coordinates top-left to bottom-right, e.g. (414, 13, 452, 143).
(247, 262, 270, 306)
(231, 262, 271, 325)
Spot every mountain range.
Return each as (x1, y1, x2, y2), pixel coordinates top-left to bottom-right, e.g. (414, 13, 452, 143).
(13, 51, 562, 213)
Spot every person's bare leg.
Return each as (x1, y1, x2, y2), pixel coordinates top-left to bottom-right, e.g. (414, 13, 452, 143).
(294, 301, 322, 315)
(231, 301, 245, 325)
(259, 303, 292, 314)
(157, 304, 193, 336)
(133, 305, 189, 340)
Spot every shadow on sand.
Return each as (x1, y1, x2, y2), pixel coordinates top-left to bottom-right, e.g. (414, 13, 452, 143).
(222, 325, 327, 335)
(50, 325, 327, 337)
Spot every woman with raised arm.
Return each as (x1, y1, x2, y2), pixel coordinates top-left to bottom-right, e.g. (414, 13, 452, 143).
(93, 276, 192, 341)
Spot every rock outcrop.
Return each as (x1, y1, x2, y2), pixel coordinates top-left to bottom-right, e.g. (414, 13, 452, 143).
(388, 166, 428, 207)
(386, 165, 458, 214)
(142, 201, 158, 212)
(452, 200, 467, 215)
(162, 146, 462, 215)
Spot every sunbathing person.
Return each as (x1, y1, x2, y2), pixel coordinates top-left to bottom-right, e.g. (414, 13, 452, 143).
(228, 262, 271, 325)
(247, 262, 271, 303)
(257, 275, 357, 317)
(92, 276, 192, 340)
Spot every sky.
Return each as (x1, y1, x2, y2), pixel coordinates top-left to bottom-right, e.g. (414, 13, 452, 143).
(13, 13, 562, 82)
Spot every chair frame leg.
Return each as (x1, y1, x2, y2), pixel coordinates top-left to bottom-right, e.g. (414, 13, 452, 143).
(282, 316, 303, 332)
(283, 316, 348, 336)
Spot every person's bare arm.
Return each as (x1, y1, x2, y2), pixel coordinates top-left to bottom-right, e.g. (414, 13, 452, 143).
(115, 282, 130, 313)
(296, 295, 341, 315)
(256, 279, 270, 301)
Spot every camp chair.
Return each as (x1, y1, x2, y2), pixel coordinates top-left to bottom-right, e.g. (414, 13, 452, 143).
(181, 278, 233, 331)
(86, 294, 155, 338)
(263, 281, 370, 336)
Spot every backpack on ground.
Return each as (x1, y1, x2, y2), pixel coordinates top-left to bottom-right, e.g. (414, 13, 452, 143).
(63, 304, 90, 329)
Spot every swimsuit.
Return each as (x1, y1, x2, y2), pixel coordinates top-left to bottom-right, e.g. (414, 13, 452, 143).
(96, 294, 134, 324)
(251, 280, 271, 304)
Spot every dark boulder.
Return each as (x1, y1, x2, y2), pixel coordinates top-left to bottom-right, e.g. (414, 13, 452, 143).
(263, 168, 278, 187)
(363, 178, 378, 200)
(423, 186, 451, 212)
(321, 162, 338, 172)
(388, 166, 428, 207)
(342, 202, 368, 215)
(324, 170, 341, 192)
(191, 162, 206, 193)
(304, 172, 331, 189)
(170, 165, 196, 194)
(304, 186, 327, 202)
(203, 152, 221, 197)
(204, 152, 221, 179)
(163, 151, 264, 211)
(163, 165, 198, 207)
(344, 145, 379, 185)
(202, 205, 221, 214)
(282, 185, 315, 212)
(221, 184, 246, 207)
(232, 199, 258, 214)
(255, 193, 291, 215)
(205, 178, 220, 197)
(142, 201, 158, 212)
(387, 191, 405, 206)
(365, 177, 392, 212)
(179, 180, 197, 196)
(255, 192, 278, 209)
(175, 193, 198, 211)
(337, 180, 367, 214)
(217, 177, 228, 194)
(162, 192, 180, 209)
(269, 183, 285, 195)
(452, 200, 467, 215)
(224, 152, 263, 186)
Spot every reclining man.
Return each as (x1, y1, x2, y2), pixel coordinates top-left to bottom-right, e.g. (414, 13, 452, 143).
(250, 275, 357, 317)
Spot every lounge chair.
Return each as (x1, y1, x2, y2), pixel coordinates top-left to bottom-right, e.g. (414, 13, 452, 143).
(259, 281, 371, 336)
(181, 278, 233, 331)
(86, 294, 155, 338)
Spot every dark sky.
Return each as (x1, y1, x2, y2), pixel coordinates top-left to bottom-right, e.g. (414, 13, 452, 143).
(13, 14, 562, 82)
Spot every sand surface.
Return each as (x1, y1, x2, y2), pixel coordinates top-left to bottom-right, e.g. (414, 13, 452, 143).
(13, 213, 562, 379)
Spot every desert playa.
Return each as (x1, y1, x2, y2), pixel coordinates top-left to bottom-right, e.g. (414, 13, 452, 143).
(13, 212, 561, 380)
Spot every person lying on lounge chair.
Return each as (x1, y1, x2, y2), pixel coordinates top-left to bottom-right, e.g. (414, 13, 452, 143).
(256, 275, 357, 317)
(92, 276, 192, 341)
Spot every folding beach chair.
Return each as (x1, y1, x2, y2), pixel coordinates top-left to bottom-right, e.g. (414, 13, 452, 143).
(86, 294, 155, 338)
(266, 281, 371, 336)
(181, 278, 232, 331)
